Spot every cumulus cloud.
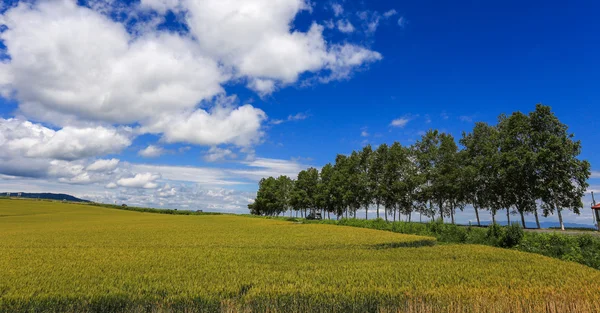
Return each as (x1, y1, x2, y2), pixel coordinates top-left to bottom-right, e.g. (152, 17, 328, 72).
(87, 159, 120, 172)
(0, 0, 382, 150)
(204, 147, 237, 162)
(138, 145, 165, 158)
(116, 173, 161, 189)
(247, 78, 277, 97)
(0, 1, 226, 125)
(0, 118, 132, 161)
(142, 103, 267, 147)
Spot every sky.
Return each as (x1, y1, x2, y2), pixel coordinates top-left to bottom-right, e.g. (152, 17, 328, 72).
(0, 0, 598, 225)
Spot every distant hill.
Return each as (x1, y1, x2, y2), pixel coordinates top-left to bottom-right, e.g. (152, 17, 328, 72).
(1, 192, 90, 203)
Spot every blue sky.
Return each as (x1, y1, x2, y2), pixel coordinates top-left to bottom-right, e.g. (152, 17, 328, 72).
(0, 0, 598, 225)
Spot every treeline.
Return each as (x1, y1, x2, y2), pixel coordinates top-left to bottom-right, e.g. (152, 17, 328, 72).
(249, 104, 591, 230)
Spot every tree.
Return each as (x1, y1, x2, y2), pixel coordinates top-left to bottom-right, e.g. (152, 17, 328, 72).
(370, 144, 388, 219)
(358, 145, 374, 219)
(250, 177, 281, 216)
(414, 130, 458, 222)
(437, 133, 462, 224)
(498, 112, 537, 228)
(460, 122, 501, 226)
(530, 104, 591, 230)
(317, 164, 335, 219)
(331, 155, 350, 218)
(396, 145, 421, 222)
(276, 176, 294, 217)
(291, 168, 319, 217)
(345, 151, 363, 218)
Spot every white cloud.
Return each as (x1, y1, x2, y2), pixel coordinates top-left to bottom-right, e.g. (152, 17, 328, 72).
(87, 159, 120, 172)
(142, 103, 267, 147)
(0, 118, 132, 161)
(390, 117, 411, 128)
(105, 182, 118, 189)
(0, 0, 381, 150)
(331, 3, 344, 16)
(116, 173, 161, 189)
(361, 130, 369, 137)
(383, 10, 397, 18)
(204, 147, 237, 162)
(247, 78, 276, 96)
(0, 1, 226, 125)
(337, 19, 355, 33)
(138, 145, 165, 158)
(592, 171, 600, 179)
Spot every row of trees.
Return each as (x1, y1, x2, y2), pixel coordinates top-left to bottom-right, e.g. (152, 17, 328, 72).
(249, 105, 591, 230)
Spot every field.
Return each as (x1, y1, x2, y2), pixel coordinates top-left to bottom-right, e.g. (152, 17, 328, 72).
(1, 199, 600, 313)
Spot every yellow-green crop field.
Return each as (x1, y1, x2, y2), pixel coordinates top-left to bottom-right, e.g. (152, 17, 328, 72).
(1, 199, 600, 313)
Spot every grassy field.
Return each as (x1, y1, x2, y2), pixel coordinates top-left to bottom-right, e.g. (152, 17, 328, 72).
(1, 199, 600, 312)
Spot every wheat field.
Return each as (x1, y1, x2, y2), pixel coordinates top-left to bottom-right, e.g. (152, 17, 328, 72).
(1, 199, 599, 312)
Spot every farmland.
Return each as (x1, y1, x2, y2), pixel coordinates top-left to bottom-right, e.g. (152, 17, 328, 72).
(1, 199, 600, 312)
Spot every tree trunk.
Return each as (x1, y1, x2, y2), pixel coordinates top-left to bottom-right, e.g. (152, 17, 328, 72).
(328, 211, 331, 220)
(491, 211, 496, 224)
(534, 209, 540, 229)
(365, 206, 368, 220)
(474, 207, 481, 226)
(557, 207, 565, 231)
(519, 210, 526, 229)
(506, 208, 510, 225)
(384, 207, 388, 221)
(393, 208, 396, 222)
(376, 203, 380, 219)
(408, 212, 412, 223)
(450, 207, 455, 224)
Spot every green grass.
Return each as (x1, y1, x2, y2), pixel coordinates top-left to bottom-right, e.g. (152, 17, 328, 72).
(1, 199, 600, 312)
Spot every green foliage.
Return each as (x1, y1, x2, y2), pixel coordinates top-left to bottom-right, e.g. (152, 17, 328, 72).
(485, 223, 505, 246)
(500, 223, 524, 248)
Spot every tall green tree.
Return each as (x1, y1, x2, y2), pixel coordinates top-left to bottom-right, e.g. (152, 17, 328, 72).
(317, 164, 335, 219)
(358, 145, 374, 219)
(530, 104, 591, 230)
(460, 122, 501, 226)
(414, 130, 459, 222)
(370, 144, 388, 219)
(498, 112, 537, 228)
(332, 154, 350, 218)
(250, 177, 281, 216)
(276, 176, 294, 217)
